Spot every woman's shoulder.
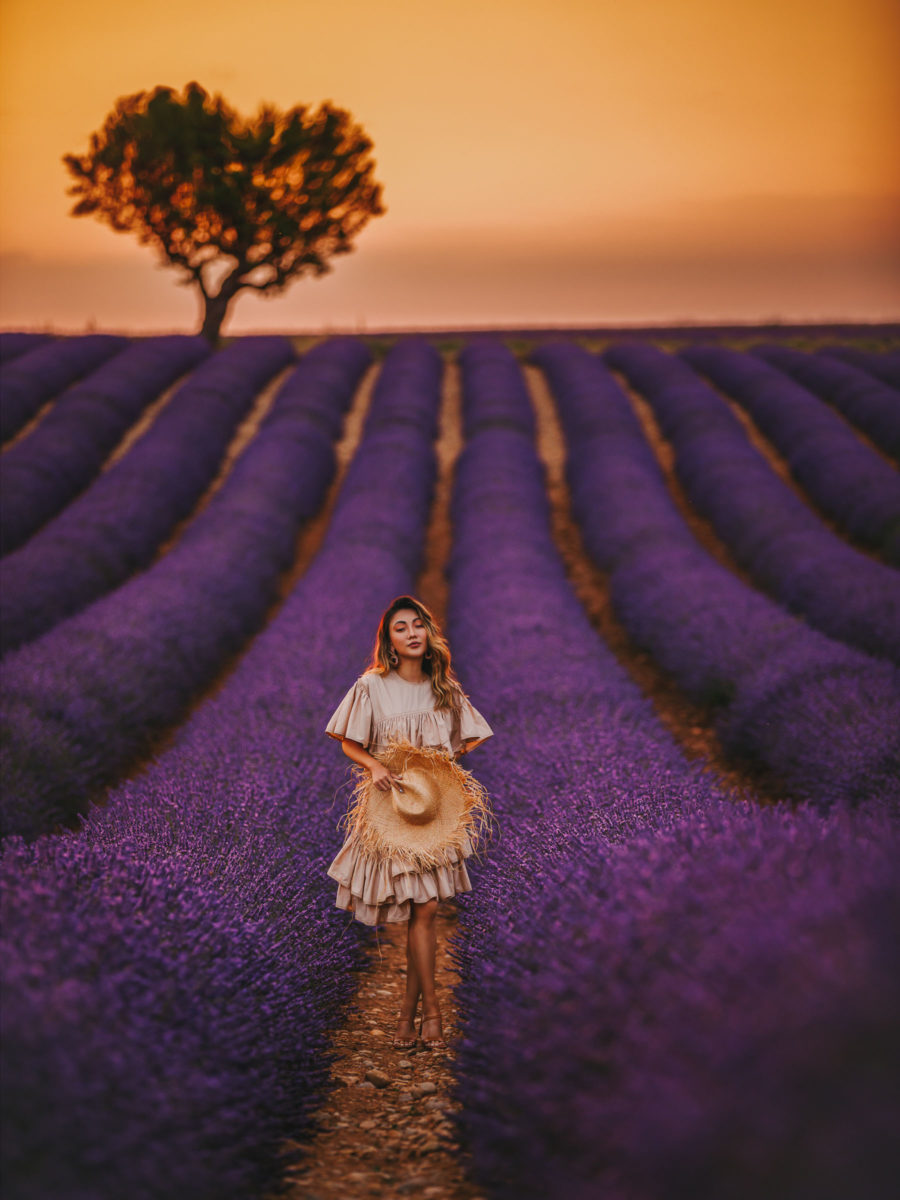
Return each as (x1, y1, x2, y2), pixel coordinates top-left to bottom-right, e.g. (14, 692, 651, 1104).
(331, 671, 381, 707)
(352, 669, 392, 699)
(326, 671, 378, 741)
(355, 669, 381, 689)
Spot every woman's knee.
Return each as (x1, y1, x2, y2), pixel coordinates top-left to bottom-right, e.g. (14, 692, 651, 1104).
(411, 898, 438, 922)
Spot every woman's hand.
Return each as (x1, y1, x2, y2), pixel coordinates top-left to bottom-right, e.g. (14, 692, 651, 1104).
(340, 738, 404, 792)
(369, 762, 404, 793)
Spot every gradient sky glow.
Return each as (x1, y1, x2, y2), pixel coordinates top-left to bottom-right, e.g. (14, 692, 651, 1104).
(1, 0, 898, 332)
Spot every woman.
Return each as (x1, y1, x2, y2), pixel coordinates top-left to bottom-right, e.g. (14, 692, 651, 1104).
(325, 595, 493, 1050)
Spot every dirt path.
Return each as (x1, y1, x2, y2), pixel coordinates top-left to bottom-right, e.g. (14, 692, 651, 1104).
(414, 353, 464, 627)
(274, 353, 490, 1200)
(277, 907, 486, 1200)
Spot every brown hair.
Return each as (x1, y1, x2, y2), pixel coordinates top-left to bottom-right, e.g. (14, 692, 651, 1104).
(367, 595, 463, 711)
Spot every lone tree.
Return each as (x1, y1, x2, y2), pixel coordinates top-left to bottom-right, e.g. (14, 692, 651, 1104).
(64, 82, 385, 343)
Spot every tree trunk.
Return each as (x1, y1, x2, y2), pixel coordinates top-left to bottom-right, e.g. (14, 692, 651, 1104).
(199, 291, 232, 345)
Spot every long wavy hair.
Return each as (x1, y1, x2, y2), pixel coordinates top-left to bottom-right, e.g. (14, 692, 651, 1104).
(367, 595, 463, 711)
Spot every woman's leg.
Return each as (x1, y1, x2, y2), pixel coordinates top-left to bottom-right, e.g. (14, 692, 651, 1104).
(395, 919, 423, 1042)
(408, 898, 444, 1043)
(403, 927, 423, 1013)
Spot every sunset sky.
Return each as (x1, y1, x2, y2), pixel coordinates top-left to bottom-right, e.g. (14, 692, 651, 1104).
(1, 0, 898, 333)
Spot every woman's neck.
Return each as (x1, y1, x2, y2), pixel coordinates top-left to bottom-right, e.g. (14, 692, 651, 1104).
(394, 660, 427, 683)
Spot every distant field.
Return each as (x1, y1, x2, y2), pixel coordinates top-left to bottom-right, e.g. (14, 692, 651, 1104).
(293, 320, 900, 358)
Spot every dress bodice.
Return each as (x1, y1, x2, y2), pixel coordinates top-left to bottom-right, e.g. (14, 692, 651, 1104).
(325, 670, 492, 759)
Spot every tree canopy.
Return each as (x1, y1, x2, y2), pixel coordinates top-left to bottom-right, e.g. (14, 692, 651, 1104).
(64, 82, 386, 342)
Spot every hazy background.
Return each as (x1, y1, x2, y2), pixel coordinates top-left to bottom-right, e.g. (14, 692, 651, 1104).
(2, 0, 898, 333)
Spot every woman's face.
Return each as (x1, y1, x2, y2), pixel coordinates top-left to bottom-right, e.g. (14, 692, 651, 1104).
(388, 608, 428, 664)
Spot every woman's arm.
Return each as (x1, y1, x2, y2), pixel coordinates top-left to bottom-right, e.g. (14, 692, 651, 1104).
(341, 738, 404, 792)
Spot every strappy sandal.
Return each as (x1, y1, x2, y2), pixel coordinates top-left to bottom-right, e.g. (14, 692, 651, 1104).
(419, 1009, 447, 1050)
(392, 1008, 419, 1049)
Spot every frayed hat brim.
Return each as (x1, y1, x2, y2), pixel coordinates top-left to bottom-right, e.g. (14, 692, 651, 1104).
(339, 740, 496, 871)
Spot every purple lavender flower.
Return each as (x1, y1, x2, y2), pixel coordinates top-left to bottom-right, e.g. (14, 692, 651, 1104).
(0, 332, 54, 364)
(820, 344, 900, 390)
(752, 342, 900, 464)
(605, 340, 900, 665)
(0, 333, 128, 443)
(0, 338, 298, 652)
(1, 339, 443, 1198)
(447, 339, 900, 1200)
(534, 341, 900, 809)
(1, 336, 210, 552)
(0, 338, 374, 840)
(682, 343, 900, 563)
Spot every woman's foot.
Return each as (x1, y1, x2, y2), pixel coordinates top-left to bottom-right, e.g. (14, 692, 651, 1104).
(420, 1008, 446, 1050)
(392, 1009, 418, 1049)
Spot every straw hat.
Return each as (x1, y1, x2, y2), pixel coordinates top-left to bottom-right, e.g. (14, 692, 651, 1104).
(341, 740, 495, 872)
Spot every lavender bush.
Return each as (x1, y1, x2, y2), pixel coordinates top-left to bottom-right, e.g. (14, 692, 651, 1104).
(0, 332, 53, 363)
(1, 339, 443, 1200)
(604, 340, 900, 664)
(821, 344, 900, 390)
(0, 333, 127, 443)
(752, 342, 900, 463)
(452, 799, 900, 1200)
(450, 341, 724, 843)
(446, 339, 900, 1200)
(1, 336, 210, 553)
(459, 342, 536, 438)
(0, 337, 296, 653)
(0, 338, 370, 841)
(681, 343, 900, 563)
(533, 341, 900, 808)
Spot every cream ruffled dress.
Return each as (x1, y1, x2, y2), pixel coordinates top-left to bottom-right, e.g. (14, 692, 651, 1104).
(325, 670, 493, 925)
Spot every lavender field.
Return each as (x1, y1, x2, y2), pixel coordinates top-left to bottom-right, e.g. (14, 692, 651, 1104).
(1, 328, 899, 1200)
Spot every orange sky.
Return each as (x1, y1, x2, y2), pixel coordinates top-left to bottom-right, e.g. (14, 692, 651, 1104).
(1, 0, 898, 331)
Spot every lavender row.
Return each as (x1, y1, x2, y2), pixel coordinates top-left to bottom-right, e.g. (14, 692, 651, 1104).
(1, 335, 211, 553)
(605, 341, 900, 665)
(458, 343, 536, 438)
(821, 344, 900, 390)
(0, 332, 54, 364)
(533, 341, 900, 808)
(1, 341, 443, 1199)
(446, 340, 900, 1200)
(0, 333, 127, 443)
(451, 341, 722, 842)
(0, 338, 296, 653)
(681, 343, 900, 563)
(452, 781, 899, 1195)
(752, 342, 900, 463)
(0, 337, 367, 841)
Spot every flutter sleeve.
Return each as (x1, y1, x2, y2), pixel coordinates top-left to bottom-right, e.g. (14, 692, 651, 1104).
(325, 677, 374, 746)
(453, 693, 494, 755)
